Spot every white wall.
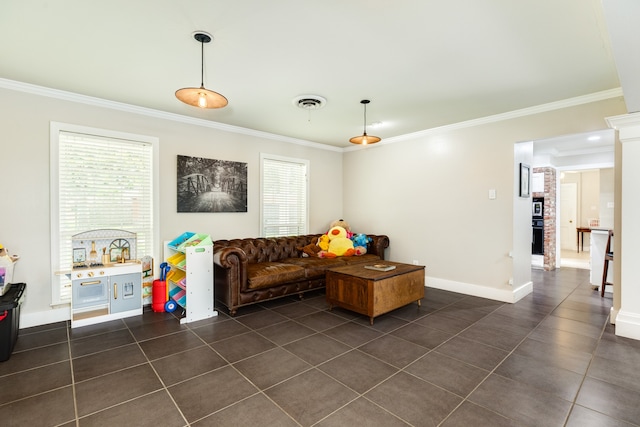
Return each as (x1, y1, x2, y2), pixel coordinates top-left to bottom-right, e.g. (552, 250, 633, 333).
(560, 170, 600, 248)
(1, 83, 629, 327)
(512, 141, 534, 298)
(599, 168, 615, 228)
(608, 113, 640, 340)
(1, 86, 344, 327)
(343, 98, 626, 302)
(580, 170, 600, 228)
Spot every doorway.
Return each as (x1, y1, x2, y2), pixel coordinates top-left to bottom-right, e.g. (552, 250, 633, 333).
(531, 129, 615, 271)
(559, 181, 589, 269)
(560, 182, 577, 251)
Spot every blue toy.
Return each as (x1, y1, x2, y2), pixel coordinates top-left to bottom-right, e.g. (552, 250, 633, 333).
(165, 300, 178, 313)
(351, 233, 372, 248)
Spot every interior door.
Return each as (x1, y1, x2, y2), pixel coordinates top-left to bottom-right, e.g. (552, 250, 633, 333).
(560, 183, 578, 251)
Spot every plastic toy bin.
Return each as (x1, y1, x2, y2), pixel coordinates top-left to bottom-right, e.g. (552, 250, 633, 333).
(0, 282, 26, 362)
(167, 252, 186, 268)
(167, 232, 195, 250)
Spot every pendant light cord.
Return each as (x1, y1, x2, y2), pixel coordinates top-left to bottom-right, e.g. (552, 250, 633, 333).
(200, 39, 205, 88)
(363, 102, 368, 134)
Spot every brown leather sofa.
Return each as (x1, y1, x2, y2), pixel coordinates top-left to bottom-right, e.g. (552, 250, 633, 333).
(214, 234, 389, 315)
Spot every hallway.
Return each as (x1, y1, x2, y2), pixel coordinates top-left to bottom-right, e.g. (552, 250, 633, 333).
(560, 249, 590, 270)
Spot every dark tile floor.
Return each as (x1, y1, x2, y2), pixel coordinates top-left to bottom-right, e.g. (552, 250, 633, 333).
(2, 268, 640, 426)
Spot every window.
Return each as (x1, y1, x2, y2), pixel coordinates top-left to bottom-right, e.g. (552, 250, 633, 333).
(261, 153, 309, 237)
(50, 123, 158, 305)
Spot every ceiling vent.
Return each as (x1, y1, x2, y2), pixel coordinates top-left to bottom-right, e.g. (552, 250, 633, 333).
(293, 95, 327, 110)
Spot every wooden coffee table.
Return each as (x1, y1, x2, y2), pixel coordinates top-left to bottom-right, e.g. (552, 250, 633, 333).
(326, 261, 425, 324)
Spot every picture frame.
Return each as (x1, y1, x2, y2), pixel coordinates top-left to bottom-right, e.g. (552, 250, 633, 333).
(177, 155, 248, 213)
(73, 248, 86, 264)
(109, 247, 123, 263)
(519, 163, 530, 198)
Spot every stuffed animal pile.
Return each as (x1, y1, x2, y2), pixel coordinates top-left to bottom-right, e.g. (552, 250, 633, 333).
(321, 225, 354, 258)
(297, 219, 371, 258)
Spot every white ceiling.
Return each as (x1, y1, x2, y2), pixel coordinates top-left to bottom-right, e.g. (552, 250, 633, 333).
(532, 128, 615, 170)
(0, 0, 628, 149)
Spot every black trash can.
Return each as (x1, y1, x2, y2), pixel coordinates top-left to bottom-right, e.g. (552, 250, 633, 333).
(0, 282, 26, 362)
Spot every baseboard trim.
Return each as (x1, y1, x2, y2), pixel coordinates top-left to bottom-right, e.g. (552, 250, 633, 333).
(20, 307, 70, 329)
(19, 278, 538, 327)
(610, 307, 619, 324)
(426, 276, 533, 303)
(614, 309, 640, 340)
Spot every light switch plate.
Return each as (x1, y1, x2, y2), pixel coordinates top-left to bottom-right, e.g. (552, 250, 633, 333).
(489, 189, 496, 199)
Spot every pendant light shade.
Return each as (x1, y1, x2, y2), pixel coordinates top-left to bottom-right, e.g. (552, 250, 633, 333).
(175, 32, 228, 109)
(350, 100, 380, 145)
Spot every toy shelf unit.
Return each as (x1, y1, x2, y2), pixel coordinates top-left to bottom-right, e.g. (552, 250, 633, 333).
(164, 232, 217, 324)
(69, 229, 142, 328)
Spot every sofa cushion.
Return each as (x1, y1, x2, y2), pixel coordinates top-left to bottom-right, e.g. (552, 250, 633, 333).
(246, 262, 306, 290)
(281, 257, 345, 279)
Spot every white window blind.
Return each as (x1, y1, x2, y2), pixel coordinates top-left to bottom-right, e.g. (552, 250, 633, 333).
(50, 124, 155, 305)
(261, 154, 309, 237)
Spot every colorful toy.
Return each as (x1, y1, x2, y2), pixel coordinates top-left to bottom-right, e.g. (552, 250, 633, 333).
(0, 243, 18, 292)
(0, 244, 18, 263)
(330, 219, 353, 238)
(326, 226, 355, 257)
(353, 245, 367, 256)
(314, 220, 370, 258)
(297, 237, 322, 258)
(317, 234, 330, 251)
(152, 262, 172, 312)
(351, 233, 372, 248)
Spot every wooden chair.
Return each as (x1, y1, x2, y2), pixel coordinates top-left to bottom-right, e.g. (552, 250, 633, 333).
(601, 230, 614, 297)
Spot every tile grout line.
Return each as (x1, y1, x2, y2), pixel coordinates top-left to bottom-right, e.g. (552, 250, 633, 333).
(561, 280, 615, 427)
(10, 269, 626, 426)
(256, 302, 417, 427)
(432, 277, 597, 426)
(130, 318, 193, 426)
(66, 321, 80, 427)
(187, 312, 304, 425)
(70, 316, 192, 425)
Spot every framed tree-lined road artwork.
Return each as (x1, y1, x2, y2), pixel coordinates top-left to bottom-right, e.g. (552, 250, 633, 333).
(177, 155, 248, 213)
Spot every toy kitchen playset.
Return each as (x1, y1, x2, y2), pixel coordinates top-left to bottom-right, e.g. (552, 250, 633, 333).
(66, 229, 142, 328)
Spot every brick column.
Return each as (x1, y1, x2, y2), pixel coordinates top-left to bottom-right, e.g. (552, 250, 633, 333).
(533, 167, 557, 270)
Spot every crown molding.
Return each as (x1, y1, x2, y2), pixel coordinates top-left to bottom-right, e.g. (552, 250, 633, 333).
(606, 111, 640, 142)
(0, 78, 342, 153)
(345, 87, 624, 151)
(1, 78, 622, 154)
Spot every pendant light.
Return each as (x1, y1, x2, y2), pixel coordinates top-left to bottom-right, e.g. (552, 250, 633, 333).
(175, 32, 228, 109)
(349, 99, 381, 145)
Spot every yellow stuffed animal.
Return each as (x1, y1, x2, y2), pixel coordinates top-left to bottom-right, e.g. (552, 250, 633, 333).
(318, 234, 330, 251)
(327, 226, 355, 257)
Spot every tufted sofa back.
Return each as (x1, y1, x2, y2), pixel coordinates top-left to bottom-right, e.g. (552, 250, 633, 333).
(214, 234, 321, 263)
